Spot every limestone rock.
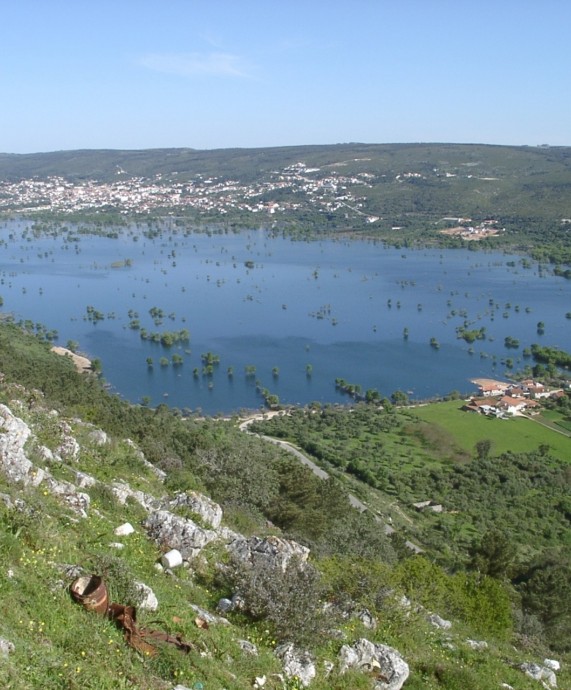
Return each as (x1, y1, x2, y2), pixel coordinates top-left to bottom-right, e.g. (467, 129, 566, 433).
(543, 659, 560, 672)
(339, 638, 409, 690)
(168, 491, 223, 529)
(428, 613, 452, 630)
(216, 597, 234, 613)
(88, 429, 109, 446)
(0, 637, 15, 656)
(143, 510, 218, 559)
(357, 608, 377, 629)
(0, 404, 34, 484)
(466, 639, 488, 651)
(135, 581, 159, 611)
(238, 639, 258, 656)
(227, 535, 309, 572)
(189, 604, 230, 626)
(114, 522, 135, 536)
(111, 481, 162, 512)
(520, 662, 557, 687)
(275, 643, 316, 688)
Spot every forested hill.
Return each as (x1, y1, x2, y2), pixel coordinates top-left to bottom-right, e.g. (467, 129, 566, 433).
(1, 143, 571, 187)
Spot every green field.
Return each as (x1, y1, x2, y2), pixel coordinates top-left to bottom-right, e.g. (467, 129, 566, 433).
(412, 401, 570, 461)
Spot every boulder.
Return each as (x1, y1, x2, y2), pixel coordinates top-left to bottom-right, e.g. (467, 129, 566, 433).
(227, 535, 309, 572)
(466, 639, 488, 651)
(135, 581, 159, 611)
(520, 662, 557, 687)
(428, 613, 452, 630)
(88, 429, 109, 446)
(143, 510, 218, 559)
(339, 638, 409, 690)
(357, 608, 377, 629)
(543, 659, 561, 672)
(275, 643, 316, 688)
(168, 491, 223, 529)
(0, 404, 34, 484)
(114, 522, 135, 536)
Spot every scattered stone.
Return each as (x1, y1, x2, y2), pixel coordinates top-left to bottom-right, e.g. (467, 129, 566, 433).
(109, 542, 125, 550)
(238, 639, 258, 656)
(323, 660, 335, 677)
(114, 522, 135, 536)
(37, 446, 55, 463)
(357, 608, 377, 629)
(338, 638, 409, 690)
(88, 429, 109, 446)
(135, 581, 159, 611)
(189, 604, 230, 626)
(73, 470, 97, 489)
(466, 639, 488, 651)
(253, 675, 266, 688)
(0, 638, 15, 657)
(428, 613, 452, 630)
(161, 549, 183, 569)
(543, 659, 561, 672)
(216, 597, 234, 613)
(520, 662, 557, 687)
(275, 643, 316, 688)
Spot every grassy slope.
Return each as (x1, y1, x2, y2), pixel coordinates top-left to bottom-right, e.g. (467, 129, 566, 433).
(0, 325, 569, 688)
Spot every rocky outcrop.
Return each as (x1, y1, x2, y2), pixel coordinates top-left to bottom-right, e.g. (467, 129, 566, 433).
(167, 491, 223, 529)
(0, 404, 89, 517)
(275, 643, 316, 688)
(520, 662, 557, 687)
(227, 535, 310, 572)
(338, 638, 409, 690)
(143, 510, 218, 559)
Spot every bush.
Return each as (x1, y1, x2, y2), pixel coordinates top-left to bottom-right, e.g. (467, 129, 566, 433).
(227, 554, 326, 648)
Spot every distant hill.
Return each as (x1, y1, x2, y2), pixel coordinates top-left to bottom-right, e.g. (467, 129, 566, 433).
(1, 143, 571, 258)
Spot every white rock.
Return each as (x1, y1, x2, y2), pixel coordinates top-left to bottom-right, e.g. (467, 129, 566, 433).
(109, 542, 125, 550)
(466, 639, 488, 651)
(238, 639, 258, 656)
(428, 613, 452, 630)
(0, 638, 15, 656)
(339, 638, 409, 690)
(520, 662, 557, 687)
(161, 549, 183, 569)
(114, 522, 135, 536)
(88, 429, 109, 446)
(275, 643, 316, 688)
(544, 659, 561, 672)
(135, 581, 159, 612)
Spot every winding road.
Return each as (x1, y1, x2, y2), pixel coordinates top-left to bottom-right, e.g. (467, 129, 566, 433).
(239, 415, 423, 553)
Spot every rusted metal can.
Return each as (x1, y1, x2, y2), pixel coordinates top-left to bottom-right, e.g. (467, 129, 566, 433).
(70, 574, 109, 614)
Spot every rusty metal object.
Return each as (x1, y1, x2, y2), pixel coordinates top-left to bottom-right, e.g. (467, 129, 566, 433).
(70, 575, 193, 656)
(69, 575, 108, 614)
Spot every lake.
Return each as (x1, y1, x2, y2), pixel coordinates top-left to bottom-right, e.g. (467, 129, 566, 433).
(1, 219, 569, 414)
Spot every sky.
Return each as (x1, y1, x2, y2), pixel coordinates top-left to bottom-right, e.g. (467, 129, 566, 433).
(1, 0, 570, 153)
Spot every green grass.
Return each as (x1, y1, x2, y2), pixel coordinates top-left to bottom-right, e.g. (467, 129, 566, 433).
(412, 401, 571, 461)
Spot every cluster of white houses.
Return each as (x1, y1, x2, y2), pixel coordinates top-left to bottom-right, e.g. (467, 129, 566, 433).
(464, 378, 565, 418)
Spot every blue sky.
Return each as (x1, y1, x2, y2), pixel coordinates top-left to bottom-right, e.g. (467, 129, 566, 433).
(1, 0, 569, 153)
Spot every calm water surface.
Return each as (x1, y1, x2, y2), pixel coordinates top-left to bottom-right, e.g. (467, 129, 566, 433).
(1, 220, 569, 414)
